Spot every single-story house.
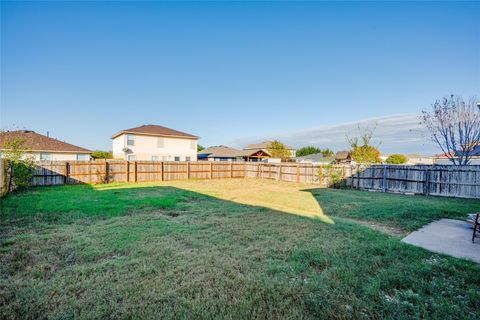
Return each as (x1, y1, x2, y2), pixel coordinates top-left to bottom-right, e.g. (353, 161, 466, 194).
(433, 146, 480, 165)
(198, 145, 244, 162)
(335, 151, 352, 164)
(243, 141, 296, 161)
(296, 153, 335, 165)
(198, 145, 280, 162)
(112, 124, 198, 161)
(0, 130, 92, 161)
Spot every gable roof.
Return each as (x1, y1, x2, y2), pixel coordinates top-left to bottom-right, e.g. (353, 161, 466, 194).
(243, 141, 295, 150)
(111, 124, 198, 139)
(296, 152, 335, 163)
(198, 145, 244, 158)
(0, 130, 92, 153)
(335, 150, 351, 160)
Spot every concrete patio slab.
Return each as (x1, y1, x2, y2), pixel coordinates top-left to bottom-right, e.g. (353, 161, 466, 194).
(402, 219, 480, 263)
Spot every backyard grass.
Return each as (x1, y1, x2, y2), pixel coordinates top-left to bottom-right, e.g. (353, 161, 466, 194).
(1, 179, 479, 319)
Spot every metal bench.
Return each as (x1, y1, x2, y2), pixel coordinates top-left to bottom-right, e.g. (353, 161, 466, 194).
(467, 213, 480, 243)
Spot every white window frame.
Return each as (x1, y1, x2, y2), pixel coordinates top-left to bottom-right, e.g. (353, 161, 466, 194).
(127, 154, 136, 161)
(174, 156, 180, 162)
(126, 134, 135, 146)
(185, 156, 191, 162)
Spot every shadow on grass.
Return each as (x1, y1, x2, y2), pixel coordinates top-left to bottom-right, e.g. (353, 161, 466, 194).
(0, 182, 334, 227)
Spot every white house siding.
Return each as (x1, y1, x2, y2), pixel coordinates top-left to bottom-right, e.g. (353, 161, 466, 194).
(0, 151, 91, 161)
(112, 134, 197, 161)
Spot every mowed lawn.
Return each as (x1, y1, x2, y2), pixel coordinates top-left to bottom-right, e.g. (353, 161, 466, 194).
(1, 180, 479, 319)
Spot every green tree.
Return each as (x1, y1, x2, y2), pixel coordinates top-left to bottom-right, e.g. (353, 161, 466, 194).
(386, 154, 408, 164)
(91, 150, 113, 160)
(1, 135, 34, 192)
(320, 148, 335, 158)
(346, 125, 382, 164)
(267, 140, 291, 160)
(296, 146, 321, 157)
(197, 144, 205, 152)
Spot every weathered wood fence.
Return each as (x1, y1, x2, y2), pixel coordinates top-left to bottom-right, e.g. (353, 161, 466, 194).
(348, 165, 480, 199)
(29, 160, 352, 187)
(2, 160, 478, 199)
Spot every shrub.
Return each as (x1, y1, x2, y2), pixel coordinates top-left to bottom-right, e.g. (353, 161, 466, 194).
(386, 154, 408, 164)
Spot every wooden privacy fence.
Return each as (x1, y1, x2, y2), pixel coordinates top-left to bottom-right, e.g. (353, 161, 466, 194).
(30, 160, 352, 187)
(349, 164, 480, 199)
(15, 161, 480, 199)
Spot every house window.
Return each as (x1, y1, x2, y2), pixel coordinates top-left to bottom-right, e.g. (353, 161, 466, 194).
(127, 155, 136, 161)
(151, 156, 160, 161)
(185, 156, 191, 162)
(126, 134, 135, 146)
(76, 154, 89, 161)
(190, 140, 196, 150)
(157, 137, 164, 148)
(174, 156, 180, 162)
(162, 156, 170, 162)
(40, 153, 52, 161)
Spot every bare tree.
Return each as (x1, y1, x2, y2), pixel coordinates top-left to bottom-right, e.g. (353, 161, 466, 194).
(421, 95, 480, 165)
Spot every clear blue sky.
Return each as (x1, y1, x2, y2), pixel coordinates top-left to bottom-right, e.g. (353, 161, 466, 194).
(1, 1, 479, 152)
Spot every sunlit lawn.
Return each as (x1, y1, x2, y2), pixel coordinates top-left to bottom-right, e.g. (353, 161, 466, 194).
(1, 179, 479, 319)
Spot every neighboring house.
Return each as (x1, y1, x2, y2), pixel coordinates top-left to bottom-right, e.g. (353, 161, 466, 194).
(111, 124, 198, 161)
(243, 141, 296, 160)
(433, 146, 480, 165)
(335, 151, 352, 164)
(198, 145, 244, 162)
(405, 154, 435, 165)
(198, 145, 280, 162)
(296, 152, 335, 165)
(0, 130, 92, 161)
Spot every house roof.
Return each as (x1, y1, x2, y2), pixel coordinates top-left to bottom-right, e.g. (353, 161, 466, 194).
(198, 145, 244, 158)
(111, 124, 198, 139)
(198, 146, 271, 158)
(296, 152, 335, 163)
(243, 141, 295, 150)
(0, 130, 92, 153)
(335, 150, 351, 160)
(455, 145, 480, 157)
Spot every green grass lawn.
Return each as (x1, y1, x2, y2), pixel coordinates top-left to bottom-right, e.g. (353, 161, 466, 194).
(1, 180, 479, 319)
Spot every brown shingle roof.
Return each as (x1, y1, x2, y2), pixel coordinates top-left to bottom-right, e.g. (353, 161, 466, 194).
(198, 145, 244, 158)
(335, 151, 351, 160)
(111, 124, 198, 139)
(0, 130, 92, 153)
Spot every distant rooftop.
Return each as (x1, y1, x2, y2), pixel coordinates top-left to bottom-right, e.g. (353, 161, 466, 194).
(111, 124, 198, 139)
(243, 141, 295, 150)
(0, 130, 91, 153)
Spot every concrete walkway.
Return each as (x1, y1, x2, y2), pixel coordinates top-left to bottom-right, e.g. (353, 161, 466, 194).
(402, 219, 480, 263)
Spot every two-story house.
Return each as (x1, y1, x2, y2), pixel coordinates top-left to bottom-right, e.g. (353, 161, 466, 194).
(111, 124, 198, 161)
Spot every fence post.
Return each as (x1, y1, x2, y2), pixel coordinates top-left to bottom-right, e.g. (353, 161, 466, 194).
(187, 162, 190, 179)
(424, 168, 430, 195)
(210, 162, 213, 179)
(125, 161, 129, 182)
(161, 162, 164, 181)
(134, 161, 137, 182)
(230, 162, 233, 178)
(64, 162, 69, 184)
(105, 160, 109, 183)
(382, 165, 387, 192)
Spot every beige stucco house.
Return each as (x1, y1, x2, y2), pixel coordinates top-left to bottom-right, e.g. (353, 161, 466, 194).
(0, 130, 92, 161)
(111, 124, 198, 161)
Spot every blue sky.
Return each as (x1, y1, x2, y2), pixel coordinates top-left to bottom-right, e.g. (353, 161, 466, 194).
(1, 1, 479, 154)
